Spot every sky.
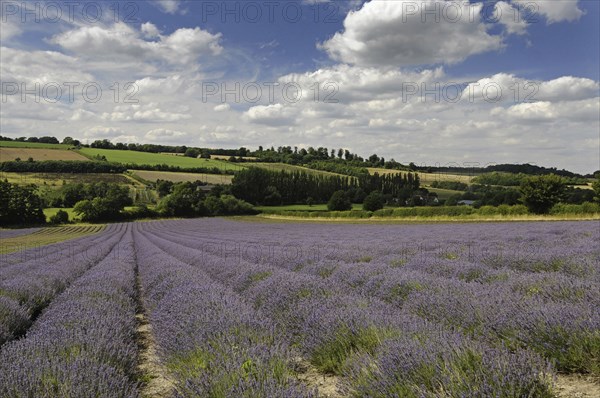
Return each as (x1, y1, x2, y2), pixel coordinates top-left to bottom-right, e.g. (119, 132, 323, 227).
(1, 0, 599, 173)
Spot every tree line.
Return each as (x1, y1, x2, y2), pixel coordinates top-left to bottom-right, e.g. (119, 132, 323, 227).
(0, 160, 234, 175)
(230, 167, 421, 206)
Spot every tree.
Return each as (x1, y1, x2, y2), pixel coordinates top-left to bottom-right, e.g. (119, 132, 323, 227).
(327, 190, 352, 211)
(520, 174, 566, 214)
(363, 191, 385, 211)
(156, 180, 174, 198)
(0, 180, 45, 225)
(593, 176, 600, 203)
(185, 148, 201, 158)
(200, 149, 212, 159)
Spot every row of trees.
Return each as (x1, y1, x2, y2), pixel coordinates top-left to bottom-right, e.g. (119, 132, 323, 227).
(50, 182, 132, 208)
(0, 160, 127, 173)
(89, 139, 250, 158)
(156, 181, 255, 217)
(231, 168, 357, 205)
(0, 160, 234, 176)
(230, 167, 421, 206)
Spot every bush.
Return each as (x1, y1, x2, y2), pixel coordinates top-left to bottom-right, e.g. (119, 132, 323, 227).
(49, 210, 69, 224)
(520, 175, 566, 214)
(328, 191, 352, 211)
(363, 191, 385, 211)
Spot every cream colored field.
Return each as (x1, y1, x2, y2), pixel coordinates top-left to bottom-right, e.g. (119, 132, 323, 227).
(132, 170, 233, 185)
(367, 168, 475, 184)
(0, 148, 87, 161)
(211, 155, 258, 161)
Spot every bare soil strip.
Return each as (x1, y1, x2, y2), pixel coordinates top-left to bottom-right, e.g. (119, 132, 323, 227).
(134, 250, 176, 398)
(555, 374, 600, 398)
(294, 357, 345, 398)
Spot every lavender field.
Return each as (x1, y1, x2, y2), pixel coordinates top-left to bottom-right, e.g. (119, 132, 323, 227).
(1, 219, 598, 397)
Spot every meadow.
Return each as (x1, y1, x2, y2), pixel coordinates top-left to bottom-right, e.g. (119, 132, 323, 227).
(78, 148, 244, 171)
(0, 219, 598, 397)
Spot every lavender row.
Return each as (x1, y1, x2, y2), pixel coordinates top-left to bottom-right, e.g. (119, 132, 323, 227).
(146, 220, 600, 374)
(133, 225, 314, 397)
(140, 222, 555, 395)
(0, 225, 139, 397)
(0, 224, 127, 346)
(0, 224, 122, 275)
(153, 219, 599, 279)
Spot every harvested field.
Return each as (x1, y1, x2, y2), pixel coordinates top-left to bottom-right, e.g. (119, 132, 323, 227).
(0, 148, 87, 161)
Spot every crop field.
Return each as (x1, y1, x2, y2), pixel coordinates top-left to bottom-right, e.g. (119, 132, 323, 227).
(78, 148, 244, 171)
(250, 162, 346, 177)
(0, 147, 88, 161)
(0, 225, 105, 255)
(0, 219, 598, 397)
(131, 170, 234, 185)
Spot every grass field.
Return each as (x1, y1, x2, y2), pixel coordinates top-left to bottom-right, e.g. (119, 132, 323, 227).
(0, 141, 73, 149)
(0, 172, 135, 186)
(0, 225, 105, 254)
(131, 170, 234, 185)
(0, 147, 87, 161)
(368, 168, 475, 184)
(78, 148, 244, 171)
(250, 162, 347, 177)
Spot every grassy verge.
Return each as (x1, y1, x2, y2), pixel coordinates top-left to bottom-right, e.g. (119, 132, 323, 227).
(255, 203, 363, 212)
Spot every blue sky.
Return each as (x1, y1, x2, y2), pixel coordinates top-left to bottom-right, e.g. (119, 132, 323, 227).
(1, 0, 599, 173)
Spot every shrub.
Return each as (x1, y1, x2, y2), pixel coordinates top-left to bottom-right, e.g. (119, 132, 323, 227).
(363, 191, 385, 211)
(49, 210, 69, 225)
(327, 191, 352, 211)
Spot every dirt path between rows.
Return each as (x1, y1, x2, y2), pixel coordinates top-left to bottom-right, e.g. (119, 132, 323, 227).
(294, 357, 345, 397)
(134, 248, 176, 398)
(555, 374, 600, 398)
